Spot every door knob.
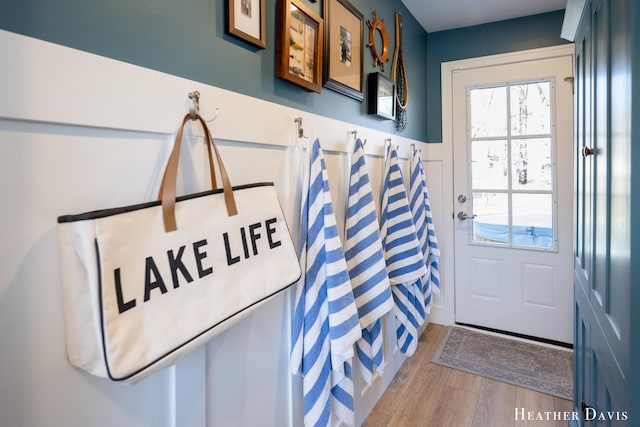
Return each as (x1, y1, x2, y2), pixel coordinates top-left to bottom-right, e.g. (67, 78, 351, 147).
(457, 194, 467, 203)
(457, 211, 477, 221)
(582, 146, 595, 157)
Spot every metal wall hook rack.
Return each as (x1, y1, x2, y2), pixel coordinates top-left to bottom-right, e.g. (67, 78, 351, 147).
(188, 90, 220, 122)
(294, 117, 308, 138)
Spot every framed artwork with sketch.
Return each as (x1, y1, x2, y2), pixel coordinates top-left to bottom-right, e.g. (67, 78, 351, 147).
(226, 0, 266, 49)
(323, 0, 364, 101)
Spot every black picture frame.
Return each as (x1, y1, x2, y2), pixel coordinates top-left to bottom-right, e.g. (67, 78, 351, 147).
(323, 0, 364, 101)
(367, 72, 395, 120)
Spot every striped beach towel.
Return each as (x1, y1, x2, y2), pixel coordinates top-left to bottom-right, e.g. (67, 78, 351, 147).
(409, 147, 441, 312)
(380, 144, 428, 356)
(291, 138, 362, 427)
(344, 139, 393, 384)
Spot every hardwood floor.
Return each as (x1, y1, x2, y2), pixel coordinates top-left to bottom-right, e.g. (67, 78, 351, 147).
(363, 323, 574, 427)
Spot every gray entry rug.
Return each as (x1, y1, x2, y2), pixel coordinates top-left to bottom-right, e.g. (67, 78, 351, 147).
(432, 326, 573, 400)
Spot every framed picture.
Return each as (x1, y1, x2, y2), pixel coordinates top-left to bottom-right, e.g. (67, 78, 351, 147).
(367, 72, 395, 120)
(276, 0, 323, 93)
(226, 0, 266, 49)
(323, 0, 364, 101)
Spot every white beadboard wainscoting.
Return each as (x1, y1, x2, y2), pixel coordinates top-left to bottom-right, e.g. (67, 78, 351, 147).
(0, 29, 446, 427)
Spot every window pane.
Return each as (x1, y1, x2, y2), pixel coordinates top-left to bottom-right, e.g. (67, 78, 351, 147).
(510, 82, 551, 136)
(472, 192, 508, 244)
(470, 86, 507, 138)
(512, 194, 553, 248)
(471, 140, 508, 190)
(511, 138, 552, 190)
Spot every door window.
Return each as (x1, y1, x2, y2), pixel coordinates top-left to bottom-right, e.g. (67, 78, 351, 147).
(468, 80, 555, 249)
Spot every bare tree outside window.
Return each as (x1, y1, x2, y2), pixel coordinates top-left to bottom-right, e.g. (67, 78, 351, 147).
(469, 81, 554, 248)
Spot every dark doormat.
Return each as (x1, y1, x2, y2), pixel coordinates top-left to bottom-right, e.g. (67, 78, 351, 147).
(432, 326, 573, 400)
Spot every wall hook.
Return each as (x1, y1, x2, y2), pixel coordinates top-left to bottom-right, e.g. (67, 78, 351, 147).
(188, 91, 220, 122)
(351, 130, 358, 140)
(205, 108, 220, 123)
(188, 91, 200, 120)
(294, 117, 308, 138)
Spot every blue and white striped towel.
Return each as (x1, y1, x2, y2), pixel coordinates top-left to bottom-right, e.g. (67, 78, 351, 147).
(380, 144, 428, 356)
(409, 148, 440, 313)
(344, 139, 393, 384)
(409, 147, 441, 312)
(291, 138, 362, 427)
(423, 171, 441, 299)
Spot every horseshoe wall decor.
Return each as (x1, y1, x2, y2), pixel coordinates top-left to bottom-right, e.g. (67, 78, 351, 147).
(367, 10, 389, 72)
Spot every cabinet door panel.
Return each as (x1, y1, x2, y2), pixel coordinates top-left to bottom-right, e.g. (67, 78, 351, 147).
(575, 281, 627, 425)
(591, 0, 609, 311)
(605, 0, 631, 378)
(588, 0, 630, 382)
(573, 0, 631, 422)
(574, 5, 592, 296)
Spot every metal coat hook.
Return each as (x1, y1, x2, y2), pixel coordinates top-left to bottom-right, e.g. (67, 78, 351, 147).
(351, 131, 367, 147)
(188, 90, 220, 122)
(205, 108, 220, 123)
(188, 91, 200, 120)
(294, 117, 308, 138)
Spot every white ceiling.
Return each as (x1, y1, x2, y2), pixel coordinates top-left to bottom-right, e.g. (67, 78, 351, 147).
(401, 0, 567, 33)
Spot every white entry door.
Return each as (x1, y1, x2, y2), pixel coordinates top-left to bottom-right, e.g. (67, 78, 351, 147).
(452, 49, 574, 344)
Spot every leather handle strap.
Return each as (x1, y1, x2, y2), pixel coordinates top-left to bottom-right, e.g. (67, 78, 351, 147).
(158, 114, 216, 199)
(159, 113, 237, 232)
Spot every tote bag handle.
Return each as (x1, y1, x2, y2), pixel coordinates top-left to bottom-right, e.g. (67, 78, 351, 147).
(159, 113, 238, 232)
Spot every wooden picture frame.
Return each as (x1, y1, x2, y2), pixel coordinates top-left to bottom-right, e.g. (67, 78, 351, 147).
(276, 0, 323, 93)
(226, 0, 266, 49)
(367, 72, 395, 120)
(323, 0, 364, 101)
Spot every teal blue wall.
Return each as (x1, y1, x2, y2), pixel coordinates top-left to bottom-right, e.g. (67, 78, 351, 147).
(0, 2, 569, 143)
(0, 0, 429, 141)
(426, 10, 570, 142)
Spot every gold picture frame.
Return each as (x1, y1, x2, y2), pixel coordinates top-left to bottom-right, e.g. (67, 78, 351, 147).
(227, 0, 266, 49)
(276, 0, 323, 93)
(323, 0, 364, 101)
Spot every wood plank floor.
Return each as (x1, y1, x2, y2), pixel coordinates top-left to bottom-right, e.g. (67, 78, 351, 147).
(363, 323, 574, 427)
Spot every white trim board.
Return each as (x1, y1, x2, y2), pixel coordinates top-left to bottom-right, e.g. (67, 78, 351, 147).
(0, 29, 434, 159)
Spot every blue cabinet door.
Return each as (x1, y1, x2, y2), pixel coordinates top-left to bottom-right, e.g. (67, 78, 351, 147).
(572, 0, 631, 424)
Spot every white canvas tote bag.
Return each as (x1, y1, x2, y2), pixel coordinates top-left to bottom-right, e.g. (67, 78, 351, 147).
(57, 114, 300, 383)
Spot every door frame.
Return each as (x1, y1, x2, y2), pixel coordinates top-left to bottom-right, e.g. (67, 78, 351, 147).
(435, 44, 575, 326)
